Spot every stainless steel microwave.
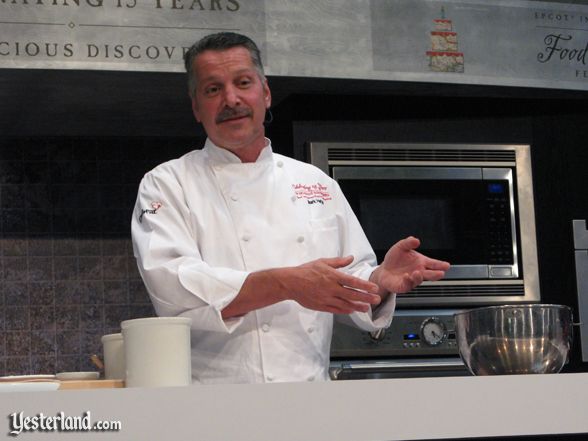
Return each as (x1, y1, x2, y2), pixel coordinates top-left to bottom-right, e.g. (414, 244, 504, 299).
(308, 142, 540, 307)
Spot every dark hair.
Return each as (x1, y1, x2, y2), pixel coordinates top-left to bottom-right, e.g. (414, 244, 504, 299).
(183, 32, 265, 98)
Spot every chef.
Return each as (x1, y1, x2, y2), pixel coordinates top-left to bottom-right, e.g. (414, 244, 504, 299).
(131, 32, 450, 384)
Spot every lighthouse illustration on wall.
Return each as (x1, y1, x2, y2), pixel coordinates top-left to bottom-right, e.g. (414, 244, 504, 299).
(426, 7, 465, 73)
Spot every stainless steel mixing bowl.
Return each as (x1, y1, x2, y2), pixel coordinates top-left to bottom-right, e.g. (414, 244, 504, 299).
(454, 304, 573, 375)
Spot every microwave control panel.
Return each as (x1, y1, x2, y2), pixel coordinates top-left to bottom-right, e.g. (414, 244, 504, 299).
(330, 309, 463, 358)
(487, 193, 514, 265)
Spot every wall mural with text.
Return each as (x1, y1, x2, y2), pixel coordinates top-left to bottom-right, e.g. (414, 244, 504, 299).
(1, 0, 588, 91)
(0, 0, 266, 70)
(371, 0, 588, 90)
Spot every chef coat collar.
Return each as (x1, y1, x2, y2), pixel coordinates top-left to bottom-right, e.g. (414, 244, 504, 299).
(204, 138, 273, 165)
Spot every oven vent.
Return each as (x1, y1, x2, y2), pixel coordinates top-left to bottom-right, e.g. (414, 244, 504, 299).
(403, 284, 526, 297)
(327, 148, 517, 163)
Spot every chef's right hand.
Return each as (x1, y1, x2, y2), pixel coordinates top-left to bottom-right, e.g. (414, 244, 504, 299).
(285, 255, 381, 314)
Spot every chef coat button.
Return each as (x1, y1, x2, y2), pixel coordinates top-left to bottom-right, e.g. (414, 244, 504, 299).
(261, 323, 270, 332)
(307, 376, 315, 381)
(214, 165, 221, 171)
(242, 235, 251, 242)
(266, 375, 274, 382)
(291, 195, 297, 202)
(277, 161, 283, 168)
(297, 236, 305, 243)
(307, 327, 314, 334)
(231, 194, 238, 201)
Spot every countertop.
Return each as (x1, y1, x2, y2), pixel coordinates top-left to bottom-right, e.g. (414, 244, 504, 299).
(1, 373, 587, 440)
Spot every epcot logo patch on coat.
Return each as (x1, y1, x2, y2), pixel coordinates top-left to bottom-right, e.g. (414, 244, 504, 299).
(139, 201, 162, 223)
(293, 183, 332, 205)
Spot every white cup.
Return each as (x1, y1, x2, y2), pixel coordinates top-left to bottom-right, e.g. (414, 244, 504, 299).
(121, 317, 192, 388)
(101, 333, 125, 380)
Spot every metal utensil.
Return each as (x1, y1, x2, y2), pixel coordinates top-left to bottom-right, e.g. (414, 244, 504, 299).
(454, 304, 573, 375)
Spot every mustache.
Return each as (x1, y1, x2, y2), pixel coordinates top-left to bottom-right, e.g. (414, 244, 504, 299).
(215, 107, 253, 123)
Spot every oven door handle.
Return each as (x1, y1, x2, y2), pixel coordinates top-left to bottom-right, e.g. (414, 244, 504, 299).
(329, 359, 466, 380)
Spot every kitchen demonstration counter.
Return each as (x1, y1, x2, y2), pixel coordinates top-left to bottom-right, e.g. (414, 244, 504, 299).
(1, 373, 587, 440)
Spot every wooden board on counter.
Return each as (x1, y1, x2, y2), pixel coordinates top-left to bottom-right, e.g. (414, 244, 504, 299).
(58, 379, 124, 390)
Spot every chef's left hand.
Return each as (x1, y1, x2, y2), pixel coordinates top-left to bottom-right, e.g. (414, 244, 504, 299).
(369, 236, 450, 296)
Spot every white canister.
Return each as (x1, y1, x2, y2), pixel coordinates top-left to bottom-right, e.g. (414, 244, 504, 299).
(101, 333, 125, 380)
(121, 317, 192, 388)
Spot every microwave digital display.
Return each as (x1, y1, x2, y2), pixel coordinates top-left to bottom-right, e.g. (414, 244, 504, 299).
(488, 183, 505, 194)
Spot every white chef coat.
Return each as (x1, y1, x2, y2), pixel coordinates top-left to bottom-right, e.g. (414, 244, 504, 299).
(131, 138, 396, 384)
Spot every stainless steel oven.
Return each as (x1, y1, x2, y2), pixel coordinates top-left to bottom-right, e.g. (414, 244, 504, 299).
(308, 142, 540, 378)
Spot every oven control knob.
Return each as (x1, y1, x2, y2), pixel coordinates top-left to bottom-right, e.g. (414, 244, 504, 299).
(420, 317, 447, 346)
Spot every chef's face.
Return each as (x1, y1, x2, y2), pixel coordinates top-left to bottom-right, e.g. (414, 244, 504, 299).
(190, 46, 271, 162)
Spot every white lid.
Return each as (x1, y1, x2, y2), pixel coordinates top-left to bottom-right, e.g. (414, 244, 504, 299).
(121, 317, 191, 329)
(101, 333, 123, 343)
